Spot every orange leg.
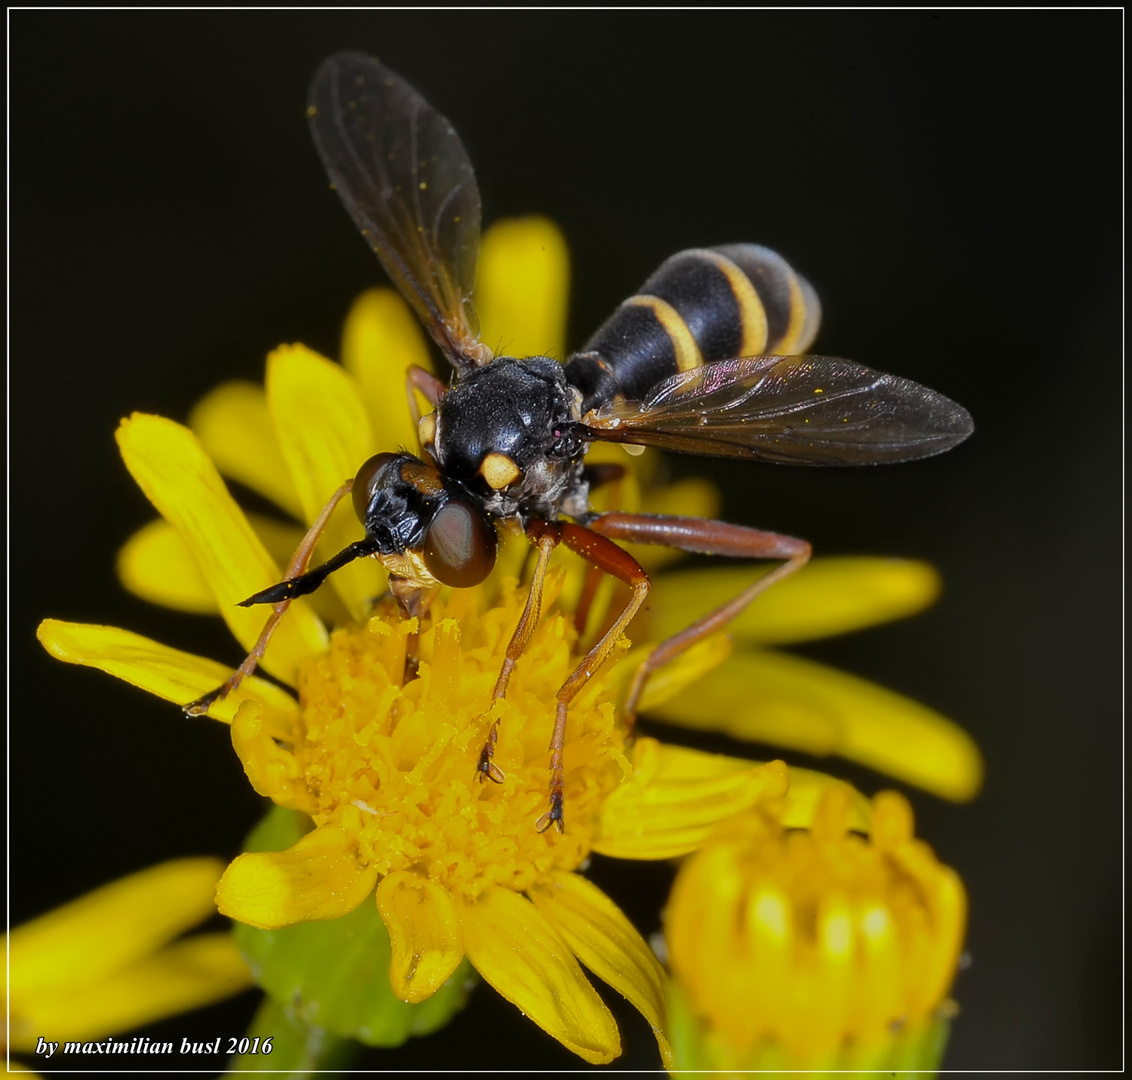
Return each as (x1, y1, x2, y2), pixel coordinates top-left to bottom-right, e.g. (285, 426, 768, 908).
(475, 531, 558, 785)
(183, 480, 362, 716)
(572, 563, 605, 639)
(527, 519, 652, 833)
(572, 462, 628, 639)
(585, 512, 812, 725)
(478, 510, 809, 835)
(405, 364, 446, 423)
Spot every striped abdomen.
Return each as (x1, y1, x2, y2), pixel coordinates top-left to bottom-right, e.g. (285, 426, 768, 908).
(563, 244, 821, 413)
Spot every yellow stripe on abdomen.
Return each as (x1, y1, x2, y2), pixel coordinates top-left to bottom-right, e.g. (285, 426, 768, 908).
(626, 294, 704, 372)
(697, 248, 769, 356)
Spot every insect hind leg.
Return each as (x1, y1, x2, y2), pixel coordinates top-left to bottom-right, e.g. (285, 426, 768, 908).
(586, 511, 811, 725)
(527, 519, 651, 833)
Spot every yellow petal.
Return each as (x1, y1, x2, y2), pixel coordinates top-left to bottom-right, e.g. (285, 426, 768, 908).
(592, 738, 789, 860)
(457, 886, 620, 1064)
(216, 821, 378, 928)
(8, 859, 225, 993)
(649, 650, 983, 802)
(644, 557, 942, 645)
(529, 872, 673, 1068)
(919, 866, 968, 1010)
(115, 413, 326, 683)
(36, 619, 299, 725)
(782, 765, 871, 833)
(340, 287, 433, 453)
(10, 934, 251, 1049)
(477, 217, 570, 360)
(230, 700, 310, 810)
(642, 476, 721, 522)
(189, 380, 304, 520)
(266, 344, 385, 620)
(376, 872, 464, 1004)
(607, 632, 733, 713)
(116, 515, 350, 626)
(117, 517, 217, 614)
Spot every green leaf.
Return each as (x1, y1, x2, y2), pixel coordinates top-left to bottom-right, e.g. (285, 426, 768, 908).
(233, 805, 475, 1047)
(242, 803, 314, 853)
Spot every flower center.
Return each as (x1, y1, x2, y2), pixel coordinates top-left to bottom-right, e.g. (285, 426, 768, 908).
(291, 575, 630, 901)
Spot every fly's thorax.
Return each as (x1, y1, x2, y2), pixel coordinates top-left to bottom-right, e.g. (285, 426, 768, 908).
(424, 356, 588, 520)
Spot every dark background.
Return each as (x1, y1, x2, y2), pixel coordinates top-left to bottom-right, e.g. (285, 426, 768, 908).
(11, 11, 1120, 1073)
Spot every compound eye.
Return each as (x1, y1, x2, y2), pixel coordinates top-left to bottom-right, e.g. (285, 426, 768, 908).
(352, 452, 397, 523)
(421, 500, 497, 588)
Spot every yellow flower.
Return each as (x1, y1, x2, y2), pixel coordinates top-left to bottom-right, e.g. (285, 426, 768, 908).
(5, 859, 252, 1054)
(36, 217, 978, 1065)
(665, 784, 966, 1074)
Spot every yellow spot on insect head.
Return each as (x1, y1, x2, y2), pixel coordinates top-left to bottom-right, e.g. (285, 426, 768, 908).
(420, 181, 428, 190)
(814, 387, 824, 394)
(480, 452, 522, 491)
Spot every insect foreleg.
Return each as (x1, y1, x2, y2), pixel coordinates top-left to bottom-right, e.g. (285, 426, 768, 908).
(183, 480, 360, 716)
(475, 530, 558, 786)
(586, 511, 811, 725)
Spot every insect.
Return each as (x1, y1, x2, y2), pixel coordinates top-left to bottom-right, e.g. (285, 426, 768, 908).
(187, 52, 973, 832)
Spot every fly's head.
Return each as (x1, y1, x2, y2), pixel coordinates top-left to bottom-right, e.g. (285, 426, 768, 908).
(352, 451, 497, 589)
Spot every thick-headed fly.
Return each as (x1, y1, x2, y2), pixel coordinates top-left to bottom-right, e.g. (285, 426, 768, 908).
(187, 53, 973, 832)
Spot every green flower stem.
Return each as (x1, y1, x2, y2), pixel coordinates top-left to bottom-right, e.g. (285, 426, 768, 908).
(225, 994, 359, 1076)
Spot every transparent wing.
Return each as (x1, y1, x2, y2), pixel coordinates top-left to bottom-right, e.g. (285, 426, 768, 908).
(581, 355, 974, 464)
(308, 52, 490, 372)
